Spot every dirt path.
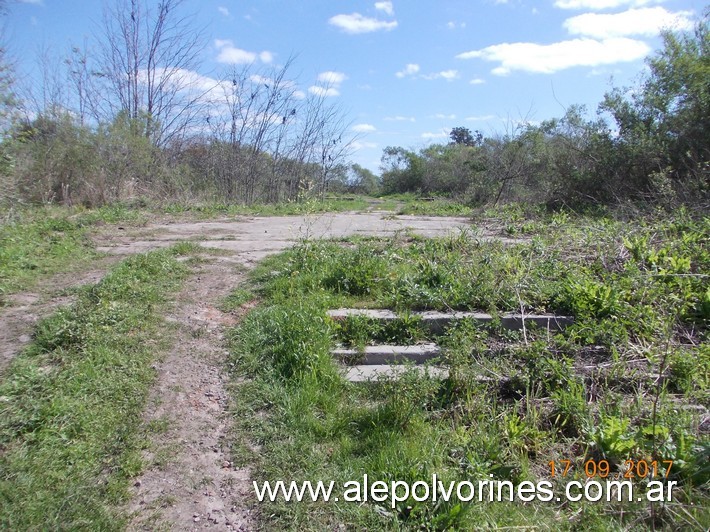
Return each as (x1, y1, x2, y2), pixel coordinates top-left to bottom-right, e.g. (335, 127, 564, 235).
(127, 256, 252, 531)
(110, 211, 481, 530)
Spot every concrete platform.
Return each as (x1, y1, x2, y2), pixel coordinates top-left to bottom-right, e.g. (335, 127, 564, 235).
(327, 309, 574, 332)
(332, 343, 441, 365)
(343, 364, 449, 382)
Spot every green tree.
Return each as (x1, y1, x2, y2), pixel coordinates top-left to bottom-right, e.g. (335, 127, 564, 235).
(349, 163, 380, 195)
(449, 126, 483, 147)
(380, 146, 425, 194)
(600, 13, 709, 202)
(12, 112, 98, 205)
(420, 143, 486, 197)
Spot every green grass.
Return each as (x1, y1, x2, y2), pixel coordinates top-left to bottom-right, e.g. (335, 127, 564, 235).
(0, 210, 95, 305)
(396, 199, 473, 217)
(0, 244, 194, 530)
(367, 193, 475, 216)
(85, 194, 472, 219)
(0, 204, 154, 306)
(227, 209, 709, 530)
(161, 195, 371, 218)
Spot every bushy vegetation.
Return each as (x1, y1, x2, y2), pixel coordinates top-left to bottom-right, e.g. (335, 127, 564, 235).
(0, 6, 706, 212)
(380, 18, 709, 210)
(228, 209, 708, 529)
(0, 0, 355, 208)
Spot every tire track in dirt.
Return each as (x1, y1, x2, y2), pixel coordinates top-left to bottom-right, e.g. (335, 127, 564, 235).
(127, 256, 253, 531)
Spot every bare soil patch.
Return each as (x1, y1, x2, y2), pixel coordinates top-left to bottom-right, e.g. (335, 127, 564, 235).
(127, 256, 253, 531)
(0, 257, 120, 375)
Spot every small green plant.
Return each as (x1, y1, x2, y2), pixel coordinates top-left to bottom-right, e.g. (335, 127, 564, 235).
(334, 314, 383, 348)
(550, 379, 590, 437)
(563, 277, 621, 319)
(668, 345, 709, 395)
(589, 415, 639, 461)
(375, 366, 441, 430)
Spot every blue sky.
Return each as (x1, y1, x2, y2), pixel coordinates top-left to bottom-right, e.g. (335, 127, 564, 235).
(6, 0, 705, 172)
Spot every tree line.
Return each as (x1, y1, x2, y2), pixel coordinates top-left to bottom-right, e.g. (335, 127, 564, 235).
(0, 0, 354, 207)
(0, 1, 707, 210)
(380, 15, 708, 210)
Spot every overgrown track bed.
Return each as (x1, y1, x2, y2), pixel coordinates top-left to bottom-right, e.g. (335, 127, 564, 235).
(1, 206, 479, 529)
(228, 211, 709, 530)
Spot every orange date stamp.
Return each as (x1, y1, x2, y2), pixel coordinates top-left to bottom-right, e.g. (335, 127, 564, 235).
(548, 459, 673, 479)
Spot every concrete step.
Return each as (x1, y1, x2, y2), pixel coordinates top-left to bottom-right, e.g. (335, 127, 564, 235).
(332, 343, 441, 365)
(343, 364, 449, 382)
(327, 309, 573, 333)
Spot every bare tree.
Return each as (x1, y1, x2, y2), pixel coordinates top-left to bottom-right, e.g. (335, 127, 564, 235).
(98, 0, 207, 146)
(203, 58, 354, 204)
(64, 41, 102, 126)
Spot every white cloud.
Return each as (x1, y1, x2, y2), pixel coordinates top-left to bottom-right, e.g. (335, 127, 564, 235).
(309, 71, 347, 98)
(421, 130, 449, 140)
(217, 6, 230, 17)
(308, 86, 340, 98)
(384, 116, 416, 122)
(395, 63, 420, 78)
(138, 68, 230, 106)
(317, 71, 348, 85)
(466, 115, 496, 121)
(447, 21, 466, 29)
(215, 40, 273, 65)
(329, 13, 398, 34)
(259, 51, 274, 63)
(217, 47, 255, 64)
(457, 37, 650, 75)
(423, 70, 460, 81)
(249, 75, 273, 85)
(469, 78, 485, 85)
(432, 114, 456, 119)
(293, 90, 307, 100)
(563, 7, 694, 39)
(352, 140, 378, 150)
(554, 0, 661, 9)
(374, 1, 394, 16)
(353, 123, 377, 133)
